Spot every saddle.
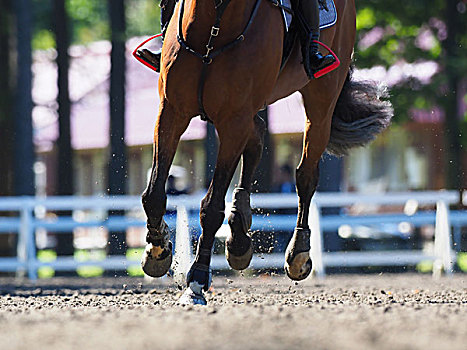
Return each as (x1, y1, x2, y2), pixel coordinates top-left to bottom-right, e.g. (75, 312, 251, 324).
(279, 0, 337, 71)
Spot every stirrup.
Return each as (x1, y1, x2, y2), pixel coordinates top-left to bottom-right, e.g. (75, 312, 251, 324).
(310, 40, 340, 79)
(136, 49, 161, 72)
(132, 34, 163, 72)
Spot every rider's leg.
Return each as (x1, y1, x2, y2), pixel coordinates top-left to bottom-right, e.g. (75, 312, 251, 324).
(136, 0, 176, 72)
(160, 0, 176, 34)
(300, 0, 336, 79)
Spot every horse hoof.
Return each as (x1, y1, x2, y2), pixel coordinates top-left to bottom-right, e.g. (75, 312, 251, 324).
(284, 227, 312, 281)
(141, 241, 173, 278)
(225, 241, 253, 270)
(284, 251, 312, 281)
(179, 283, 207, 306)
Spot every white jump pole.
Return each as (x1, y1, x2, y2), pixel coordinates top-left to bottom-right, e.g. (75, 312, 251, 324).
(173, 205, 193, 286)
(433, 200, 454, 277)
(309, 201, 325, 277)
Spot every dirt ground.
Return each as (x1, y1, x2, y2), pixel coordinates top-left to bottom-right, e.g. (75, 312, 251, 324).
(0, 273, 465, 350)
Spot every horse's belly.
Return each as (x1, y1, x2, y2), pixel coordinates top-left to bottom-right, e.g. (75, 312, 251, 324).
(268, 41, 309, 104)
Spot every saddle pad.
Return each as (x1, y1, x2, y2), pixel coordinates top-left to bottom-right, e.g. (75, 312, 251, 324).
(280, 0, 337, 31)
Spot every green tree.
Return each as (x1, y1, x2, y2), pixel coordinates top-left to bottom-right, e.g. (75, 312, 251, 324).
(31, 0, 160, 49)
(355, 0, 467, 189)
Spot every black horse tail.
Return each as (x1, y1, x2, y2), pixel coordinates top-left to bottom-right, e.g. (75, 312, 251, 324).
(326, 67, 393, 156)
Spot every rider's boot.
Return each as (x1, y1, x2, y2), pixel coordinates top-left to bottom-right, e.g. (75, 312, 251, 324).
(300, 0, 336, 79)
(302, 32, 336, 79)
(136, 48, 161, 71)
(135, 0, 175, 72)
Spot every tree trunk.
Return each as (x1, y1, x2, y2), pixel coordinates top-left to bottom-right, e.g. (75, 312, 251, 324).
(13, 0, 35, 196)
(53, 0, 75, 260)
(54, 0, 73, 197)
(0, 0, 14, 196)
(443, 0, 463, 191)
(107, 0, 127, 257)
(0, 0, 15, 259)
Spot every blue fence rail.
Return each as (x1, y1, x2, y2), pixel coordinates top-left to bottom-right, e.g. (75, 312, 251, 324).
(0, 191, 465, 279)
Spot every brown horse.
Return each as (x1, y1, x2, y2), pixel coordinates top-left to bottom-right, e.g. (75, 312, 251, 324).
(140, 0, 392, 305)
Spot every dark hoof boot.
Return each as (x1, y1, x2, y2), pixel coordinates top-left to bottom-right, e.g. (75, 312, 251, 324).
(226, 188, 253, 270)
(136, 48, 161, 72)
(284, 228, 312, 281)
(179, 263, 212, 306)
(141, 220, 173, 277)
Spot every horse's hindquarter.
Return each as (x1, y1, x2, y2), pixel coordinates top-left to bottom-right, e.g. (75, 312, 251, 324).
(160, 0, 284, 120)
(268, 0, 356, 104)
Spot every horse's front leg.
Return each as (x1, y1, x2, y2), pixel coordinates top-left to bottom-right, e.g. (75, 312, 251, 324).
(285, 86, 337, 281)
(141, 103, 190, 278)
(226, 114, 266, 270)
(180, 116, 252, 305)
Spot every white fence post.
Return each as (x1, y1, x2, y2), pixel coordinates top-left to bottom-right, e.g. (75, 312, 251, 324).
(309, 201, 325, 277)
(16, 202, 28, 278)
(20, 201, 37, 280)
(173, 205, 193, 286)
(433, 200, 454, 277)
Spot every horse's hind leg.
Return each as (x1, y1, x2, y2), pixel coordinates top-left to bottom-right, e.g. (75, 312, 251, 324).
(141, 103, 190, 278)
(180, 116, 253, 305)
(226, 114, 266, 270)
(285, 83, 340, 281)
